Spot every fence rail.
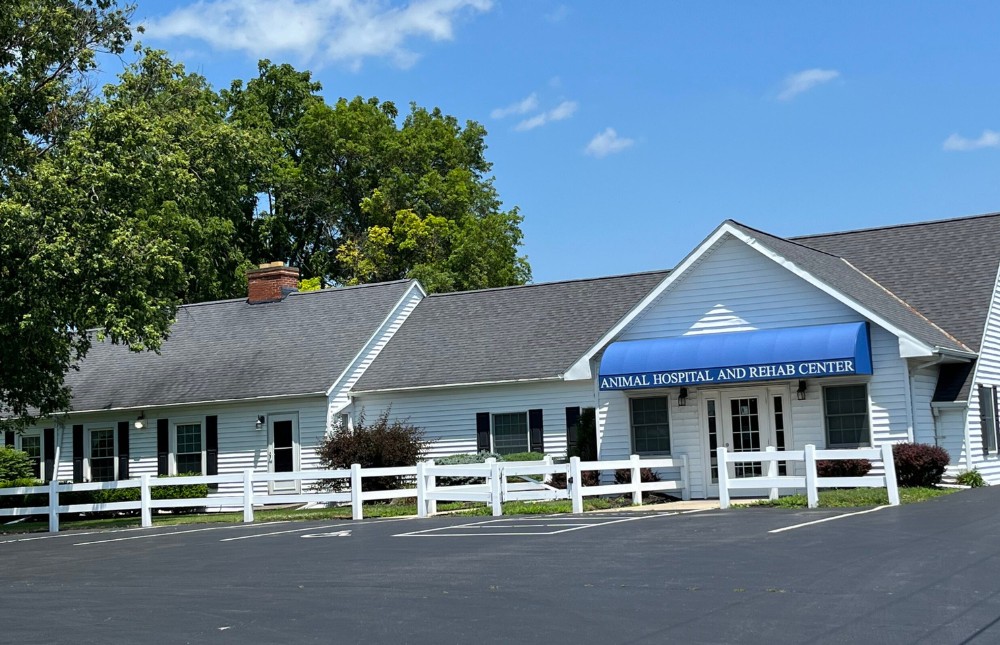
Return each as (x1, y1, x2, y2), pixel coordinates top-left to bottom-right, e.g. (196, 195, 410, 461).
(0, 454, 690, 533)
(717, 443, 899, 509)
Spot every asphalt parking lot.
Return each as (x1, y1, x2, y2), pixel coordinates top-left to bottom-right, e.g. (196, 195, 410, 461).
(3, 487, 1000, 644)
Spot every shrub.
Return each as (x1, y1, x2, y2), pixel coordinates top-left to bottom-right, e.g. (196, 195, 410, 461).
(547, 470, 600, 490)
(816, 459, 872, 478)
(434, 451, 501, 486)
(316, 409, 427, 491)
(0, 478, 46, 510)
(956, 469, 987, 488)
(0, 446, 35, 481)
(502, 452, 545, 462)
(892, 443, 950, 487)
(614, 467, 662, 485)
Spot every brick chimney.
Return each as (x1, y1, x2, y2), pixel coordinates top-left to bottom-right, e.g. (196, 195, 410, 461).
(247, 262, 299, 304)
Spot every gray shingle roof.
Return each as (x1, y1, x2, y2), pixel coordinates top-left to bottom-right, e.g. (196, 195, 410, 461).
(353, 271, 669, 392)
(729, 221, 971, 353)
(64, 280, 415, 411)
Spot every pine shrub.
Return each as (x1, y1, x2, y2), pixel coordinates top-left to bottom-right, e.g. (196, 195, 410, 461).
(316, 410, 426, 492)
(892, 443, 950, 487)
(434, 451, 500, 486)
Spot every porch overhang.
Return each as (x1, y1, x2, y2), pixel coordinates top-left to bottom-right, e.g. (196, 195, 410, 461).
(598, 322, 873, 391)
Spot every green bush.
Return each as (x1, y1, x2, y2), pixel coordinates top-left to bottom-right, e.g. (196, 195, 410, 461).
(0, 446, 35, 481)
(502, 451, 545, 462)
(316, 409, 426, 492)
(0, 478, 47, 510)
(892, 443, 950, 487)
(956, 469, 987, 488)
(434, 451, 500, 486)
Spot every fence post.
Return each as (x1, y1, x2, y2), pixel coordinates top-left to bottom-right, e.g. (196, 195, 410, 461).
(680, 454, 691, 501)
(416, 461, 427, 518)
(426, 459, 437, 516)
(242, 469, 255, 523)
(766, 446, 778, 501)
(140, 473, 152, 528)
(488, 458, 503, 516)
(543, 455, 553, 484)
(881, 443, 900, 506)
(350, 464, 363, 520)
(804, 444, 819, 508)
(717, 447, 730, 509)
(48, 479, 59, 534)
(630, 454, 642, 506)
(570, 456, 583, 514)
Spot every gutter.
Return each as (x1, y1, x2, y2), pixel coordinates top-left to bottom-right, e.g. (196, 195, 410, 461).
(57, 391, 328, 417)
(351, 376, 564, 396)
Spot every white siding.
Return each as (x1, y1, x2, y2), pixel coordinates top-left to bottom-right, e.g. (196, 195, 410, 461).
(961, 263, 1000, 481)
(910, 364, 939, 446)
(353, 381, 596, 459)
(327, 285, 424, 430)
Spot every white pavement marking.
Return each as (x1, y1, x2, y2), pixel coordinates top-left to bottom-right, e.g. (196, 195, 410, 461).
(219, 517, 410, 542)
(395, 512, 677, 537)
(73, 522, 288, 546)
(768, 505, 890, 534)
(0, 526, 151, 545)
(301, 530, 352, 538)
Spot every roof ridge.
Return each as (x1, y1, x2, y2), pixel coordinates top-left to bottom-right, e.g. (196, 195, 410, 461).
(177, 279, 413, 310)
(727, 219, 845, 260)
(791, 211, 1000, 241)
(425, 269, 671, 298)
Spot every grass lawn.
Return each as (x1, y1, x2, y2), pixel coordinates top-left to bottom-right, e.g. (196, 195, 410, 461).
(745, 486, 959, 508)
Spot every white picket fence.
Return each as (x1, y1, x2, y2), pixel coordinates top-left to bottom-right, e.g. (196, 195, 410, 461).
(0, 454, 689, 533)
(717, 443, 899, 509)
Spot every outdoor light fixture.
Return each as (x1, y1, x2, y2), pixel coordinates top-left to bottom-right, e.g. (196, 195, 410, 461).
(796, 380, 808, 400)
(256, 414, 266, 430)
(133, 412, 145, 430)
(678, 387, 689, 406)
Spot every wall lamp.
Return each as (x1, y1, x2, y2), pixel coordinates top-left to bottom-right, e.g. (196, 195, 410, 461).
(133, 412, 145, 430)
(256, 414, 266, 430)
(678, 387, 689, 407)
(796, 380, 808, 400)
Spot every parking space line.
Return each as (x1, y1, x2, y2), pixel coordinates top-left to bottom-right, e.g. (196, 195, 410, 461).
(73, 522, 288, 546)
(219, 517, 411, 542)
(396, 512, 677, 537)
(768, 505, 889, 534)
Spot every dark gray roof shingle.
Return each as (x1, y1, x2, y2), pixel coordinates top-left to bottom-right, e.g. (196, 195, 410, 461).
(353, 271, 669, 392)
(64, 280, 415, 411)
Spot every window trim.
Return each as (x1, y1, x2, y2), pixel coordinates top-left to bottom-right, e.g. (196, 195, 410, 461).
(822, 383, 872, 449)
(978, 384, 999, 455)
(16, 432, 44, 480)
(171, 419, 206, 476)
(85, 426, 118, 482)
(629, 395, 672, 456)
(490, 411, 530, 456)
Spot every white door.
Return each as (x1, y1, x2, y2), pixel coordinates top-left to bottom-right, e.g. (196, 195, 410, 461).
(705, 388, 775, 498)
(268, 414, 300, 494)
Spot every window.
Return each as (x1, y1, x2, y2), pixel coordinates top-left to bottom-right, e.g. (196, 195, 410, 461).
(978, 385, 999, 454)
(630, 397, 671, 454)
(823, 385, 870, 448)
(19, 435, 41, 479)
(88, 428, 117, 482)
(492, 412, 528, 455)
(174, 422, 205, 475)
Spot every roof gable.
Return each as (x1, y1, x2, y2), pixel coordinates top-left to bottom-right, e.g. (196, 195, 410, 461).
(63, 280, 417, 412)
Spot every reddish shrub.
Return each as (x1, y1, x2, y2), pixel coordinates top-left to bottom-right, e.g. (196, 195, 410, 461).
(614, 467, 661, 485)
(316, 409, 426, 492)
(892, 443, 950, 487)
(547, 470, 600, 489)
(816, 459, 872, 478)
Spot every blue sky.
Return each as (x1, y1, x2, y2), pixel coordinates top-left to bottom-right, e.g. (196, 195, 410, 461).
(126, 1, 1000, 283)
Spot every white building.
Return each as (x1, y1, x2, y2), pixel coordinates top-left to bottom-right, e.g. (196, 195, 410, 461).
(11, 213, 1000, 498)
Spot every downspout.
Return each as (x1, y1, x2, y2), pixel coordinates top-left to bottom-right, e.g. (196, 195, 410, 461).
(902, 361, 915, 443)
(592, 358, 603, 459)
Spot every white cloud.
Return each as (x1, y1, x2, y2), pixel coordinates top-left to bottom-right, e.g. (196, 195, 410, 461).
(491, 93, 538, 119)
(584, 127, 633, 158)
(943, 130, 1000, 151)
(777, 68, 840, 101)
(545, 4, 569, 22)
(143, 0, 493, 70)
(514, 100, 577, 131)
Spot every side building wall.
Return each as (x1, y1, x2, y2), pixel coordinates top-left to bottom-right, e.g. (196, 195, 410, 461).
(962, 262, 1000, 482)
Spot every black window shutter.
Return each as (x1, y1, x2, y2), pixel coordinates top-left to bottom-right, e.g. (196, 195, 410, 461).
(43, 428, 55, 482)
(72, 424, 84, 483)
(3, 431, 13, 447)
(476, 413, 491, 452)
(206, 415, 219, 476)
(157, 418, 169, 475)
(565, 407, 581, 456)
(529, 409, 544, 453)
(117, 421, 130, 480)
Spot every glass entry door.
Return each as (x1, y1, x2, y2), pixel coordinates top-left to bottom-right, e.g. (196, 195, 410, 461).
(268, 414, 299, 494)
(718, 389, 774, 496)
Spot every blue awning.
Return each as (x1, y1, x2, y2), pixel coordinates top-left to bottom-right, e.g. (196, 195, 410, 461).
(599, 322, 872, 391)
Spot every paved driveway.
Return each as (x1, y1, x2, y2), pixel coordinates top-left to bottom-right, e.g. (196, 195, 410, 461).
(2, 487, 998, 644)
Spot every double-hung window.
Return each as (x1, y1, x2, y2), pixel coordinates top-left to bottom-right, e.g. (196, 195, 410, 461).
(823, 384, 871, 448)
(978, 385, 999, 454)
(88, 428, 117, 482)
(18, 434, 42, 479)
(492, 412, 529, 455)
(173, 422, 205, 475)
(630, 397, 671, 455)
